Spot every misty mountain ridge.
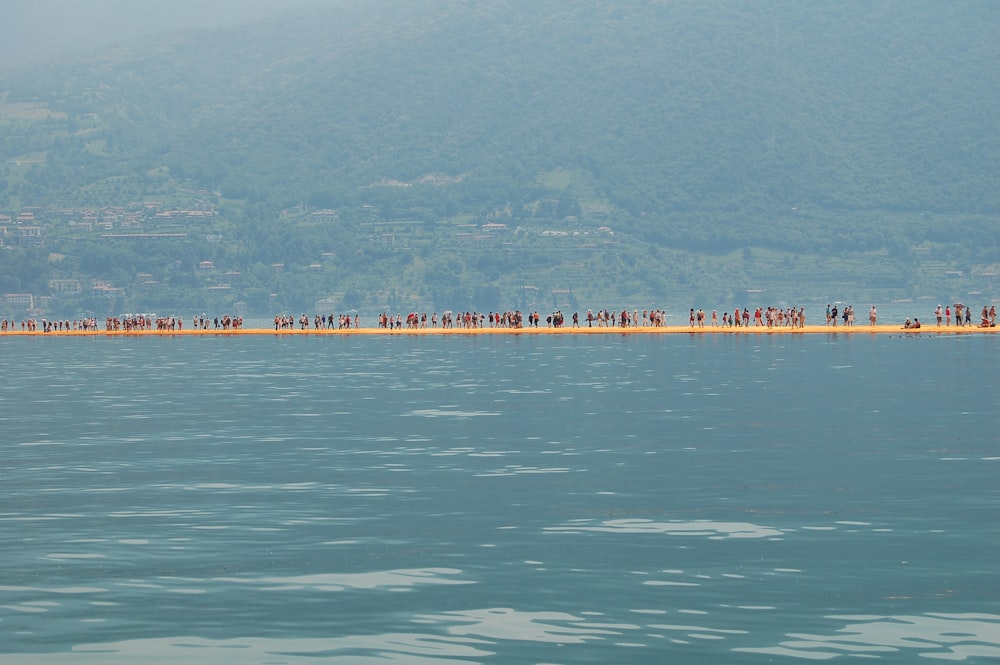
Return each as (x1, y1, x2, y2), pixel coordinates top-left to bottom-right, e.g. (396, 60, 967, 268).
(1, 0, 997, 316)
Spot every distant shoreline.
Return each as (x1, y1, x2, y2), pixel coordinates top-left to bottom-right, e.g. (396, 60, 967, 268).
(1, 325, 995, 337)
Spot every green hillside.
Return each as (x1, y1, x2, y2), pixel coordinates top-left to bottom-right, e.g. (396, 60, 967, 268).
(1, 0, 997, 318)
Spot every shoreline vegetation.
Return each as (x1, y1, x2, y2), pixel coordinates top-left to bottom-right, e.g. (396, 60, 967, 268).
(1, 325, 996, 337)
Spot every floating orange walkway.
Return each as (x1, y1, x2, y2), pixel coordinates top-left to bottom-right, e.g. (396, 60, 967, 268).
(3, 324, 996, 337)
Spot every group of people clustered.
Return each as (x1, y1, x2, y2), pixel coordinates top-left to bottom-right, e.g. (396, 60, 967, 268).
(689, 306, 806, 328)
(0, 315, 244, 333)
(277, 314, 359, 330)
(110, 314, 245, 331)
(0, 318, 102, 333)
(920, 303, 997, 329)
(96, 314, 244, 331)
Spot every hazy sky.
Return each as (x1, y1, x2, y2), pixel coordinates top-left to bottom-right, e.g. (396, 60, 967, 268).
(0, 0, 343, 70)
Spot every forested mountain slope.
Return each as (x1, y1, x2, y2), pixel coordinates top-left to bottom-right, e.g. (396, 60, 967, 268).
(1, 0, 997, 317)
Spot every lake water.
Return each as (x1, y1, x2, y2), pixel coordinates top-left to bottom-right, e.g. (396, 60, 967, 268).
(2, 333, 998, 663)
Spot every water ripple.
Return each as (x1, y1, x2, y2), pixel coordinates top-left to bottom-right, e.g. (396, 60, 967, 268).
(545, 518, 785, 539)
(213, 567, 474, 592)
(735, 613, 1000, 660)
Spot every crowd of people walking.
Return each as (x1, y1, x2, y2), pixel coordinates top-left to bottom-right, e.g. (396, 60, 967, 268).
(360, 308, 670, 330)
(1, 303, 996, 333)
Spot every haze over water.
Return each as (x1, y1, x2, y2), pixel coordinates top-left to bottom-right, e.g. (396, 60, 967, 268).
(2, 333, 998, 663)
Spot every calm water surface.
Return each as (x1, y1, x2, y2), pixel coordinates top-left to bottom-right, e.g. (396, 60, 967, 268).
(1, 333, 998, 663)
